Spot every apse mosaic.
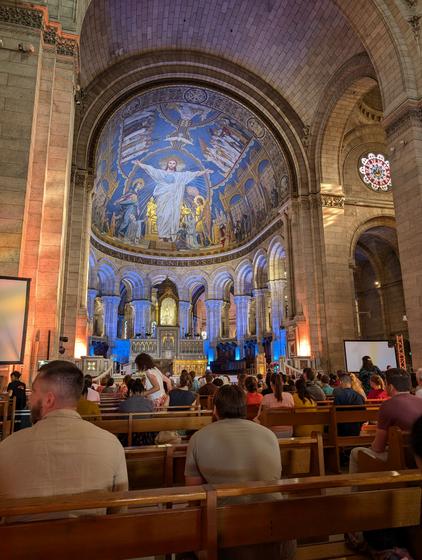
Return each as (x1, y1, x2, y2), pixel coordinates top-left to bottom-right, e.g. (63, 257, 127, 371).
(358, 153, 392, 192)
(92, 86, 290, 256)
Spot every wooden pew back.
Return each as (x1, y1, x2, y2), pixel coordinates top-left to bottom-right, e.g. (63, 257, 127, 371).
(125, 434, 325, 490)
(0, 471, 420, 560)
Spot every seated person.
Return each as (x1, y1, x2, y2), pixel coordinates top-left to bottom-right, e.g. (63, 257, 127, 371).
(118, 378, 155, 446)
(333, 373, 365, 436)
(83, 374, 100, 402)
(212, 377, 224, 388)
(367, 374, 388, 400)
(320, 374, 333, 396)
(349, 368, 422, 473)
(118, 378, 154, 414)
(185, 384, 295, 560)
(245, 375, 263, 405)
(77, 379, 101, 419)
(258, 374, 294, 438)
(102, 377, 117, 394)
(303, 368, 326, 401)
(0, 360, 128, 512)
(292, 378, 322, 437)
(169, 371, 197, 409)
(198, 373, 218, 396)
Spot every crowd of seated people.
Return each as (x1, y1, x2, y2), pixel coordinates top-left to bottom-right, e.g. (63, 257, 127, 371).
(3, 358, 422, 559)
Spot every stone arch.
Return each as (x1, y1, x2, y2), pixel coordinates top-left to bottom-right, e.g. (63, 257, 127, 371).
(267, 236, 286, 282)
(208, 268, 235, 300)
(253, 249, 268, 289)
(118, 267, 146, 300)
(349, 216, 397, 260)
(234, 259, 253, 295)
(180, 273, 209, 302)
(313, 53, 378, 188)
(95, 258, 118, 295)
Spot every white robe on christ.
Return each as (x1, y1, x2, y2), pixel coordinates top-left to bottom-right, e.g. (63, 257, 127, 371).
(139, 163, 202, 240)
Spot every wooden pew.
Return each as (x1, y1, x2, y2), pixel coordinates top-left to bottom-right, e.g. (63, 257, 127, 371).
(356, 426, 416, 473)
(0, 471, 420, 560)
(125, 434, 325, 490)
(261, 405, 382, 473)
(86, 410, 213, 446)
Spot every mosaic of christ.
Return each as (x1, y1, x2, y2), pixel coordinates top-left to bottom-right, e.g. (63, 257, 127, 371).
(92, 86, 290, 255)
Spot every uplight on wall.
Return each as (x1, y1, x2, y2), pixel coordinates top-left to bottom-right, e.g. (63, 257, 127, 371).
(74, 340, 87, 359)
(298, 338, 311, 357)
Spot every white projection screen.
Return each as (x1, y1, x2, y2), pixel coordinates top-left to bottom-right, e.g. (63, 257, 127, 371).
(0, 276, 30, 364)
(344, 340, 397, 372)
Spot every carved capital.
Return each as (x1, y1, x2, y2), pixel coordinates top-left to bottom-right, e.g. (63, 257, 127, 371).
(320, 194, 345, 208)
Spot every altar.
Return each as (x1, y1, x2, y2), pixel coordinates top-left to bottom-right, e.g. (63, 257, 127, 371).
(130, 326, 207, 376)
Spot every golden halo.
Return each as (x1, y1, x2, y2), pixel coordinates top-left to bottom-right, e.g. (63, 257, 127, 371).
(194, 195, 205, 205)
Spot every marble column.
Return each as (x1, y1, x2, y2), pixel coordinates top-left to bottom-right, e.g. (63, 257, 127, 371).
(179, 300, 191, 337)
(234, 295, 251, 358)
(102, 295, 120, 339)
(205, 299, 224, 360)
(132, 299, 152, 336)
(87, 289, 98, 322)
(268, 279, 287, 360)
(253, 288, 267, 353)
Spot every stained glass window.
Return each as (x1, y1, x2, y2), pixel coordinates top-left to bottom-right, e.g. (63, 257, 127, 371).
(358, 153, 392, 192)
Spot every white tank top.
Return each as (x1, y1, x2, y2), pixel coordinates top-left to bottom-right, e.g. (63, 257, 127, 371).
(144, 367, 166, 401)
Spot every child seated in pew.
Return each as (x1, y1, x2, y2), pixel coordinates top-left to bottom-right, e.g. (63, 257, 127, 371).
(118, 378, 156, 446)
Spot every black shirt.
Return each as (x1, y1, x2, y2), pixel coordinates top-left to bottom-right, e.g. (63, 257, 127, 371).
(7, 380, 27, 410)
(169, 389, 196, 409)
(333, 387, 365, 436)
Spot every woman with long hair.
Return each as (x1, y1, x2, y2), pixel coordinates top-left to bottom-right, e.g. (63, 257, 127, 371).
(245, 376, 263, 405)
(292, 378, 322, 437)
(169, 370, 197, 409)
(257, 374, 294, 438)
(350, 373, 367, 400)
(134, 353, 168, 409)
(367, 374, 388, 400)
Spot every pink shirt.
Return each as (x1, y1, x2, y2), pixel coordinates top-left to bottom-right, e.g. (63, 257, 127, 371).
(262, 392, 294, 437)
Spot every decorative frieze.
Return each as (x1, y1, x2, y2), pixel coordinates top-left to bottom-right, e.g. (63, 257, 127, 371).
(0, 6, 43, 29)
(43, 25, 78, 57)
(320, 194, 345, 209)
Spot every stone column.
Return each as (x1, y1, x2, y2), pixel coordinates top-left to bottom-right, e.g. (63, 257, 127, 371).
(384, 105, 422, 366)
(268, 279, 287, 360)
(234, 295, 250, 358)
(253, 288, 267, 353)
(221, 300, 230, 338)
(102, 295, 120, 339)
(205, 299, 224, 359)
(178, 300, 191, 337)
(132, 299, 152, 336)
(87, 289, 97, 322)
